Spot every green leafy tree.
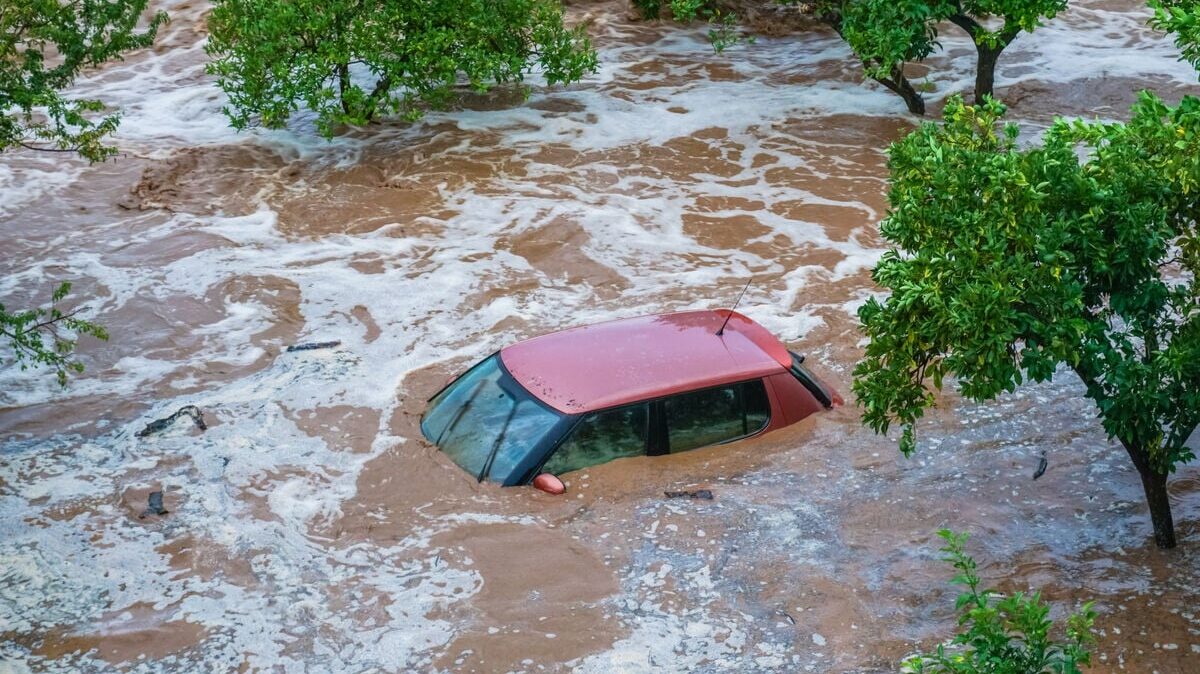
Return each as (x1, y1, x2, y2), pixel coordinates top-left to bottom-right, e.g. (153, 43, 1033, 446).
(792, 0, 1067, 114)
(853, 94, 1200, 548)
(1151, 0, 1200, 71)
(205, 0, 598, 137)
(2, 282, 108, 386)
(903, 530, 1096, 673)
(0, 0, 167, 162)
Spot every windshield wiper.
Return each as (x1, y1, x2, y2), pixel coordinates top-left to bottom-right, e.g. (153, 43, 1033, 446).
(477, 401, 519, 483)
(435, 379, 485, 445)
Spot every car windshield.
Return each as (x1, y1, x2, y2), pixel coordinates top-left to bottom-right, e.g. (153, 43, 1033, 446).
(421, 354, 564, 483)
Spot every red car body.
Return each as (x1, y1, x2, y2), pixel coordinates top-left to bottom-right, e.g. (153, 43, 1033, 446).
(421, 310, 841, 487)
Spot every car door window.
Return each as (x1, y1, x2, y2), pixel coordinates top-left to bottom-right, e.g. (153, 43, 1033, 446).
(666, 380, 770, 453)
(543, 403, 649, 475)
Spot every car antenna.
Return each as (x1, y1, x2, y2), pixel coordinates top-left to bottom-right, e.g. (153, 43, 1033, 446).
(716, 278, 752, 337)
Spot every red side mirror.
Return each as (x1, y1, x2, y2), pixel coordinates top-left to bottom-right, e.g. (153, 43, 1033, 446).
(532, 473, 566, 495)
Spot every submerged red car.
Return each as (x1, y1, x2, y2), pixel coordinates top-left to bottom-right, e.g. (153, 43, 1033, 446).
(421, 310, 841, 493)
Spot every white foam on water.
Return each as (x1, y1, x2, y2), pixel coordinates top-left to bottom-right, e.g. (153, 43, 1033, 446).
(573, 611, 751, 673)
(0, 354, 519, 671)
(1021, 4, 1200, 86)
(58, 0, 366, 161)
(0, 160, 84, 220)
(452, 29, 903, 149)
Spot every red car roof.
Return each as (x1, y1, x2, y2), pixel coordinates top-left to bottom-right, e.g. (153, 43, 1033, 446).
(499, 310, 793, 414)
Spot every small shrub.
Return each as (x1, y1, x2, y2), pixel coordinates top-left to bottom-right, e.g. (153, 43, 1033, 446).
(632, 0, 664, 19)
(903, 530, 1096, 674)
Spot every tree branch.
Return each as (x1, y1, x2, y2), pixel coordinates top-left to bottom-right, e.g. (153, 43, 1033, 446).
(947, 12, 1021, 50)
(1166, 416, 1199, 453)
(998, 21, 1021, 48)
(366, 75, 393, 119)
(16, 141, 84, 153)
(947, 13, 984, 41)
(26, 308, 85, 334)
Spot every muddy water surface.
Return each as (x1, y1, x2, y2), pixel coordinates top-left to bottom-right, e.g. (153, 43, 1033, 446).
(2, 1, 1199, 672)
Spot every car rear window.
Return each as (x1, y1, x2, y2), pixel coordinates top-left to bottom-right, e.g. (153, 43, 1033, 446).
(666, 380, 770, 453)
(421, 354, 564, 483)
(543, 402, 649, 475)
(788, 351, 833, 408)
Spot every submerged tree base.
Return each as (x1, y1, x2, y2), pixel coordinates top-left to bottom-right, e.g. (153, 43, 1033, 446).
(1137, 465, 1177, 549)
(853, 94, 1200, 550)
(205, 0, 598, 137)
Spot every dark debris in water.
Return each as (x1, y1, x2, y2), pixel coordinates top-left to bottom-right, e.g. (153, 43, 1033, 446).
(664, 489, 714, 500)
(139, 491, 168, 518)
(135, 405, 207, 438)
(286, 340, 341, 352)
(1033, 452, 1048, 480)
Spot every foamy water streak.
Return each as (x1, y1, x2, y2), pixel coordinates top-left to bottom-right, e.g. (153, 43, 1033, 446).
(3, 0, 1200, 671)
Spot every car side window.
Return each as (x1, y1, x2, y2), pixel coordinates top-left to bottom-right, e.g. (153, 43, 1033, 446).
(543, 403, 649, 475)
(666, 380, 770, 453)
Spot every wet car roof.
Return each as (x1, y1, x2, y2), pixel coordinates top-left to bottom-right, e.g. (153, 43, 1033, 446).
(499, 310, 793, 414)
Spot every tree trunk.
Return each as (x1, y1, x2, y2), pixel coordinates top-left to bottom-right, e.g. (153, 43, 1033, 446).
(821, 15, 925, 115)
(946, 14, 1018, 104)
(1137, 466, 1177, 549)
(365, 76, 393, 122)
(876, 66, 925, 115)
(1073, 361, 1182, 550)
(975, 46, 1000, 103)
(1120, 437, 1179, 549)
(337, 62, 352, 116)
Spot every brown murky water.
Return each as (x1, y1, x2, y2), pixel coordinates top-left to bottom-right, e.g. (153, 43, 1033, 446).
(2, 1, 1199, 672)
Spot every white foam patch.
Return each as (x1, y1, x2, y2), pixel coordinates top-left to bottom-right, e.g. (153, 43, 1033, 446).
(1021, 5, 1200, 85)
(573, 611, 751, 673)
(0, 161, 84, 220)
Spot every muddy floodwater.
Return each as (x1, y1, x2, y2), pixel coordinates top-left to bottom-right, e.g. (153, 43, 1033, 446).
(2, 1, 1200, 672)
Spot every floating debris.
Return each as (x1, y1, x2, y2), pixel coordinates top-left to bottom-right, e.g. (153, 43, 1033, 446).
(1033, 453, 1048, 480)
(286, 340, 341, 352)
(139, 491, 168, 518)
(664, 489, 713, 500)
(135, 405, 207, 438)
